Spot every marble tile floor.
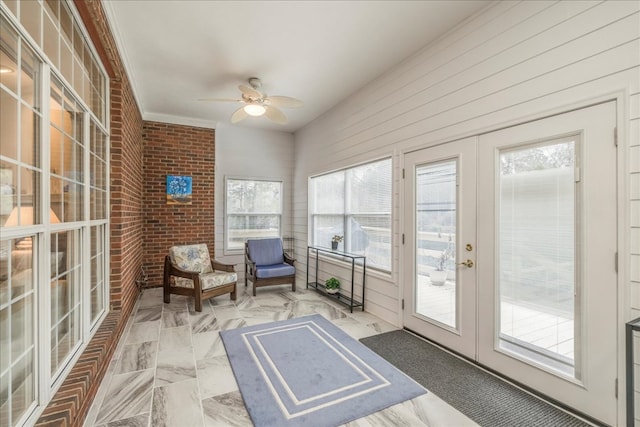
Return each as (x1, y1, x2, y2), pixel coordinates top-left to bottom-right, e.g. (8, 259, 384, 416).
(83, 285, 478, 427)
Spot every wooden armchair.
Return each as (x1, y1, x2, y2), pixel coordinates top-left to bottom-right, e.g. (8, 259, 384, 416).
(163, 243, 237, 311)
(245, 238, 295, 296)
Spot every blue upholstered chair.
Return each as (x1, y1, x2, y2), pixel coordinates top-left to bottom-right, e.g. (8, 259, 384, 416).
(245, 238, 296, 296)
(163, 243, 237, 311)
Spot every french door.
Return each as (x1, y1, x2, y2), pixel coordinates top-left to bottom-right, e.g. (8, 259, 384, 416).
(403, 137, 477, 358)
(403, 102, 618, 425)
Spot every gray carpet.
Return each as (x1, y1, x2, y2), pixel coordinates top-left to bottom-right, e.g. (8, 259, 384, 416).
(360, 330, 594, 427)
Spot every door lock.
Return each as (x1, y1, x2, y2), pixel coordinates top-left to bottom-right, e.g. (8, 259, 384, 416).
(458, 259, 474, 268)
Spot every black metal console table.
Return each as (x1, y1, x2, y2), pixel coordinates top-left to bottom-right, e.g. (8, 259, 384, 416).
(306, 246, 366, 313)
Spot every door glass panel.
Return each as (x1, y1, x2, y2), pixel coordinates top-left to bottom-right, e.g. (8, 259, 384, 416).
(415, 160, 457, 328)
(498, 138, 577, 377)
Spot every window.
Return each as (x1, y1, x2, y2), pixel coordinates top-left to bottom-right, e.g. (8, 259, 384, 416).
(1, 3, 109, 425)
(310, 158, 392, 271)
(225, 178, 283, 251)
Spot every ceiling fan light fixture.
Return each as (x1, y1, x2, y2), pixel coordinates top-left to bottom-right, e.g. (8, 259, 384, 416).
(244, 104, 266, 116)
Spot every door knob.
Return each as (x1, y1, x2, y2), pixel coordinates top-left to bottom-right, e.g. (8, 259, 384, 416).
(458, 259, 474, 268)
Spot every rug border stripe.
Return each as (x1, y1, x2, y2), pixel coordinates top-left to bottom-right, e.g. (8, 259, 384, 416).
(245, 324, 379, 405)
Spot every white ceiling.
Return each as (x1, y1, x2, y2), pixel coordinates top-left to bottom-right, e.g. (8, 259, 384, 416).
(103, 1, 491, 133)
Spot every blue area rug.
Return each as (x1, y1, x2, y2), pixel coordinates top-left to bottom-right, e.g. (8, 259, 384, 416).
(220, 314, 427, 427)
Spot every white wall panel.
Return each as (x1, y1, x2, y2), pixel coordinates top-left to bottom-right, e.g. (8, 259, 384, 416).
(633, 146, 640, 173)
(293, 0, 640, 333)
(632, 119, 640, 147)
(214, 123, 295, 275)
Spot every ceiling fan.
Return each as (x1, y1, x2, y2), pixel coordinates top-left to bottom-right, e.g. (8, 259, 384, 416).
(199, 77, 303, 124)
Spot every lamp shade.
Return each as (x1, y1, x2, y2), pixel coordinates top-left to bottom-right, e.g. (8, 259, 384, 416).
(4, 206, 61, 226)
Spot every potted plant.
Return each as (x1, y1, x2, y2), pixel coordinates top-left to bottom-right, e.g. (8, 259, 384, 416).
(331, 235, 343, 251)
(325, 277, 340, 294)
(430, 245, 453, 286)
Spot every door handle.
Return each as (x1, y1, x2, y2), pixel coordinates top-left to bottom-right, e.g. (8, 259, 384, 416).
(458, 259, 474, 268)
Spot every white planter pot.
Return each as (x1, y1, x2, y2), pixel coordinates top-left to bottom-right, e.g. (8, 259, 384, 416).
(326, 288, 339, 294)
(430, 270, 448, 286)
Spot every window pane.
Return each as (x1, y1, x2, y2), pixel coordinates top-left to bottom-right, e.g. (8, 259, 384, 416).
(0, 16, 19, 96)
(20, 0, 42, 47)
(415, 160, 457, 327)
(21, 41, 39, 108)
(11, 349, 35, 426)
(499, 139, 576, 375)
(227, 215, 280, 250)
(0, 307, 7, 375)
(313, 172, 344, 214)
(348, 159, 391, 213)
(349, 214, 390, 270)
(313, 215, 344, 249)
(1, 91, 19, 161)
(227, 179, 281, 214)
(89, 225, 105, 324)
(226, 179, 283, 250)
(2, 167, 41, 227)
(21, 105, 40, 168)
(43, 13, 59, 69)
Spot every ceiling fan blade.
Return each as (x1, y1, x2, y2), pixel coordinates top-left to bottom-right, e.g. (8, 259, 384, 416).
(264, 106, 288, 124)
(238, 84, 262, 99)
(265, 96, 303, 109)
(231, 107, 249, 123)
(198, 97, 242, 103)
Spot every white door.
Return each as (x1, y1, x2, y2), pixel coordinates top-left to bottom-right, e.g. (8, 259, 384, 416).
(477, 101, 618, 425)
(403, 137, 477, 358)
(402, 102, 618, 425)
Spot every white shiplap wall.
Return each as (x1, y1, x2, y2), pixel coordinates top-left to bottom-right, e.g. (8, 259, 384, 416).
(214, 123, 295, 273)
(294, 0, 639, 332)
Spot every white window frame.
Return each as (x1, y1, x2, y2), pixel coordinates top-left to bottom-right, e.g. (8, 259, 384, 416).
(224, 176, 284, 253)
(0, 3, 110, 426)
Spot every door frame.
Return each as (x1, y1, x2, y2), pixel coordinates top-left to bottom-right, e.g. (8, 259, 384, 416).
(398, 91, 628, 424)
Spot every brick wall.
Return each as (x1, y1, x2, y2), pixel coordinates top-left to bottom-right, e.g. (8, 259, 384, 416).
(142, 121, 216, 287)
(110, 77, 144, 312)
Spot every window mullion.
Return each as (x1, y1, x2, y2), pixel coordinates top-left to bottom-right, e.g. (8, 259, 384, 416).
(82, 111, 90, 340)
(38, 61, 52, 407)
(344, 170, 349, 251)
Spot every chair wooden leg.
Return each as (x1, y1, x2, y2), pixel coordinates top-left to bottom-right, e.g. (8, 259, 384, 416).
(163, 256, 171, 304)
(253, 283, 257, 297)
(195, 292, 202, 312)
(231, 285, 237, 301)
